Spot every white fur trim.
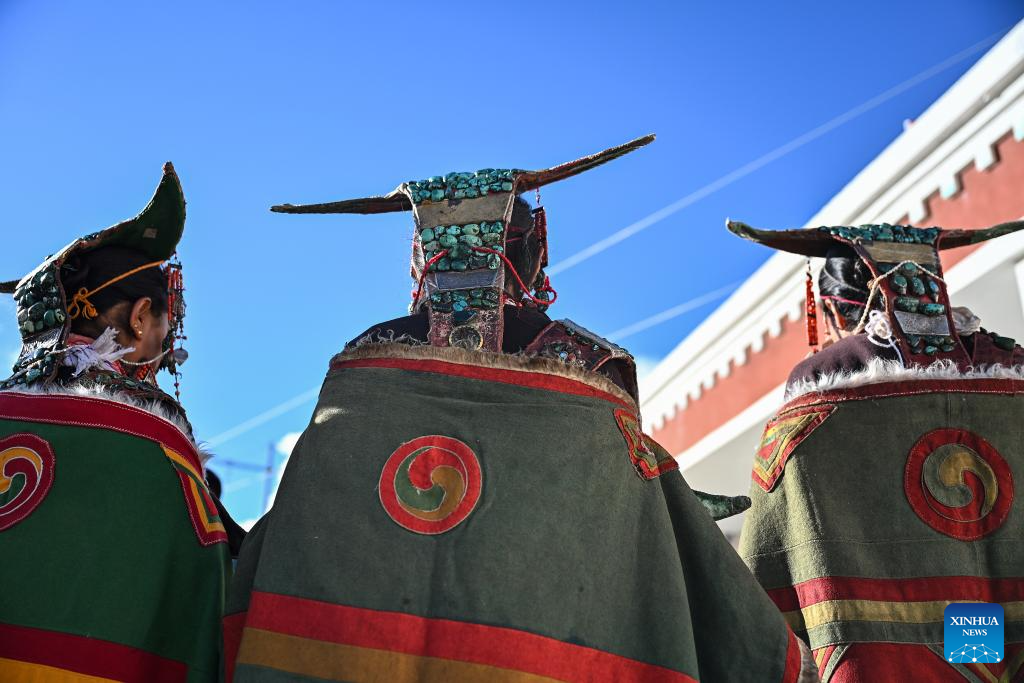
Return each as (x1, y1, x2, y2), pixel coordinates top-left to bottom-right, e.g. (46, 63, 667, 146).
(0, 381, 211, 463)
(785, 357, 1024, 401)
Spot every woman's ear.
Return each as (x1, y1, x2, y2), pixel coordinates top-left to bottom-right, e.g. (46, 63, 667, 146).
(129, 297, 153, 339)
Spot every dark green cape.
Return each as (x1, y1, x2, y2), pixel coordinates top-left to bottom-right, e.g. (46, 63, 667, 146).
(740, 376, 1024, 681)
(226, 344, 806, 682)
(0, 389, 230, 682)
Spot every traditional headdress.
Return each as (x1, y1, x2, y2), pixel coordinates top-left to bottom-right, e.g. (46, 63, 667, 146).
(0, 162, 188, 390)
(271, 135, 655, 352)
(727, 219, 1024, 368)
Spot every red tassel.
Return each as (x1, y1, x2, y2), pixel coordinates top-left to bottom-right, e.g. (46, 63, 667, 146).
(805, 259, 818, 351)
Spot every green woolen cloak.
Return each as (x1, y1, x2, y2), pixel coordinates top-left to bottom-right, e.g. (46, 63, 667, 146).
(225, 344, 808, 683)
(739, 375, 1024, 682)
(0, 390, 231, 682)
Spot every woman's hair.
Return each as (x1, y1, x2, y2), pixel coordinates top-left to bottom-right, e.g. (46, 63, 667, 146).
(818, 244, 875, 330)
(60, 246, 168, 338)
(504, 195, 543, 297)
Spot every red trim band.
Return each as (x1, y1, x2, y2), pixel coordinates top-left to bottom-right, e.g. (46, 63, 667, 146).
(0, 621, 187, 683)
(244, 591, 696, 683)
(0, 392, 202, 472)
(331, 356, 633, 409)
(767, 575, 1024, 613)
(780, 378, 1024, 414)
(223, 612, 246, 683)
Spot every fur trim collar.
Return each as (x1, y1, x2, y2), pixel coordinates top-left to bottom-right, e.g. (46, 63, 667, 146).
(1, 381, 211, 463)
(785, 357, 1024, 401)
(333, 342, 639, 413)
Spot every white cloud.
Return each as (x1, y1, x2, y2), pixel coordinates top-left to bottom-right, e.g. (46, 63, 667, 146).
(275, 431, 302, 457)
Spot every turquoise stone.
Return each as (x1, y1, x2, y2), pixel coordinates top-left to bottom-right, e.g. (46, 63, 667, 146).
(453, 309, 477, 324)
(462, 235, 482, 247)
(25, 368, 41, 382)
(40, 271, 54, 286)
(487, 254, 500, 269)
(921, 303, 946, 316)
(478, 185, 489, 196)
(453, 189, 466, 200)
(891, 274, 908, 294)
(423, 240, 440, 252)
(910, 277, 926, 296)
(465, 188, 479, 199)
(501, 181, 513, 191)
(439, 235, 457, 248)
(469, 297, 483, 307)
(928, 280, 941, 301)
(28, 302, 44, 320)
(941, 343, 956, 352)
(901, 263, 918, 275)
(924, 345, 938, 356)
(462, 224, 480, 236)
(906, 334, 921, 347)
(452, 300, 467, 312)
(54, 311, 65, 323)
(482, 233, 501, 244)
(437, 258, 450, 271)
(446, 225, 461, 236)
(420, 228, 436, 242)
(450, 244, 468, 259)
(895, 297, 919, 313)
(430, 189, 444, 202)
(43, 310, 55, 327)
(451, 259, 468, 271)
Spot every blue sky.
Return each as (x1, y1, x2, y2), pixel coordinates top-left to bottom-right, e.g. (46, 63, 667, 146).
(1, 1, 1021, 521)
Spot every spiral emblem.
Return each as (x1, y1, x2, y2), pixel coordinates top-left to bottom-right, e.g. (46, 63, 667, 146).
(379, 435, 482, 535)
(904, 429, 1013, 541)
(0, 433, 56, 532)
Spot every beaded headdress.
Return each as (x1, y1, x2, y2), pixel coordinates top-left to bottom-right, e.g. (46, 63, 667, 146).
(728, 219, 1024, 368)
(271, 135, 655, 352)
(0, 162, 188, 389)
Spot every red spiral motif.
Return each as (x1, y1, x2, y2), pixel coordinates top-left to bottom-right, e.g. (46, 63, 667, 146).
(0, 433, 56, 532)
(379, 435, 482, 535)
(904, 429, 1013, 541)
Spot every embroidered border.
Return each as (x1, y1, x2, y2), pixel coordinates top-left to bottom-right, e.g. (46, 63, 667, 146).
(780, 378, 1024, 414)
(162, 446, 227, 546)
(753, 405, 835, 492)
(331, 355, 634, 410)
(614, 410, 679, 480)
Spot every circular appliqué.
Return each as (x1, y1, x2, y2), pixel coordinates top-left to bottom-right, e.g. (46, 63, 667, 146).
(0, 433, 56, 532)
(379, 435, 482, 535)
(904, 428, 1013, 541)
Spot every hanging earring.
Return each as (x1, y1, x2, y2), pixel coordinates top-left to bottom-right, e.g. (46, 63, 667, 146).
(805, 258, 819, 352)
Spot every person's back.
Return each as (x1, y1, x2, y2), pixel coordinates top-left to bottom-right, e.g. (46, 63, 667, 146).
(731, 218, 1024, 682)
(225, 137, 816, 682)
(0, 164, 234, 682)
